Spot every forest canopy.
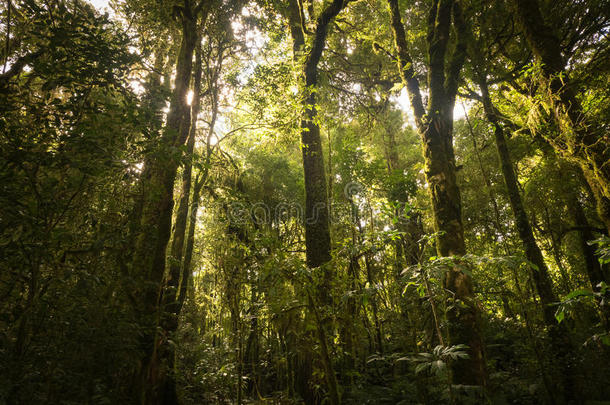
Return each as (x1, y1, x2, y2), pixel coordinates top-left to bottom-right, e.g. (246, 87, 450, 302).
(1, 0, 610, 404)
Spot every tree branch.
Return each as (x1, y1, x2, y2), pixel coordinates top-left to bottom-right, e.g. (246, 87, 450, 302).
(386, 0, 425, 131)
(445, 0, 467, 107)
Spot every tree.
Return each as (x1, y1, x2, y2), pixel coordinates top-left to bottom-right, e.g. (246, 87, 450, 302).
(476, 71, 577, 404)
(511, 0, 610, 234)
(387, 0, 487, 388)
(4, 0, 610, 403)
(127, 1, 211, 402)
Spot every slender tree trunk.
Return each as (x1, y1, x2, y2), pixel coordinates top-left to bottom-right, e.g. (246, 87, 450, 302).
(512, 0, 610, 234)
(163, 38, 202, 326)
(570, 200, 609, 288)
(181, 176, 203, 301)
(463, 107, 505, 245)
(478, 76, 578, 404)
(543, 151, 610, 290)
(544, 150, 610, 327)
(244, 287, 260, 396)
(178, 77, 219, 292)
(363, 250, 384, 355)
(568, 191, 610, 330)
(341, 253, 358, 372)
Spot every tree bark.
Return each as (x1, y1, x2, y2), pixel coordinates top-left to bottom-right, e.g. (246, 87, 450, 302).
(569, 197, 609, 289)
(288, 0, 345, 271)
(129, 3, 207, 402)
(387, 0, 487, 388)
(512, 0, 610, 234)
(478, 75, 578, 404)
(285, 1, 351, 402)
(163, 36, 203, 329)
(156, 37, 203, 405)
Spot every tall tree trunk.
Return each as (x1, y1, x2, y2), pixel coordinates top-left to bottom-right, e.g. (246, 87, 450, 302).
(478, 75, 578, 404)
(127, 45, 169, 279)
(288, 0, 338, 272)
(286, 1, 351, 402)
(163, 38, 202, 328)
(130, 4, 205, 402)
(156, 37, 203, 405)
(512, 0, 610, 234)
(179, 80, 218, 309)
(244, 286, 260, 396)
(570, 199, 610, 286)
(387, 0, 487, 388)
(363, 252, 384, 354)
(463, 107, 505, 247)
(567, 185, 610, 330)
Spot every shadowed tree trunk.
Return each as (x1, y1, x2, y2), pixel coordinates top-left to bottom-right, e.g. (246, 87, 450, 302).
(387, 0, 487, 388)
(542, 148, 610, 329)
(566, 179, 610, 331)
(129, 2, 208, 403)
(285, 0, 351, 402)
(545, 153, 610, 291)
(512, 0, 610, 234)
(157, 36, 204, 405)
(569, 197, 609, 289)
(478, 74, 578, 405)
(178, 63, 220, 311)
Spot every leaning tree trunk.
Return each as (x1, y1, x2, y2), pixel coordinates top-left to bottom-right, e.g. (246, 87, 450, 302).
(478, 75, 578, 404)
(387, 0, 487, 387)
(512, 0, 610, 234)
(543, 149, 610, 291)
(540, 146, 610, 329)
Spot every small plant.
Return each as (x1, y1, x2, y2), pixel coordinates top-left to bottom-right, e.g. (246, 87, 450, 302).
(554, 282, 610, 346)
(399, 344, 470, 404)
(406, 344, 470, 377)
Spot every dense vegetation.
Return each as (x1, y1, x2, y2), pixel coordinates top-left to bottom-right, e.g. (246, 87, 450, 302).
(1, 0, 609, 403)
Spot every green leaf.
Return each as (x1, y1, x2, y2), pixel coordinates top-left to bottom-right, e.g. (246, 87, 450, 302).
(555, 310, 565, 324)
(415, 363, 429, 374)
(564, 288, 594, 300)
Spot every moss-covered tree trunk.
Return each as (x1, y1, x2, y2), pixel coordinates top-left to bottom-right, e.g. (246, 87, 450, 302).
(512, 0, 610, 234)
(288, 0, 334, 272)
(129, 3, 206, 403)
(156, 37, 203, 405)
(478, 76, 578, 404)
(285, 0, 352, 402)
(387, 0, 487, 388)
